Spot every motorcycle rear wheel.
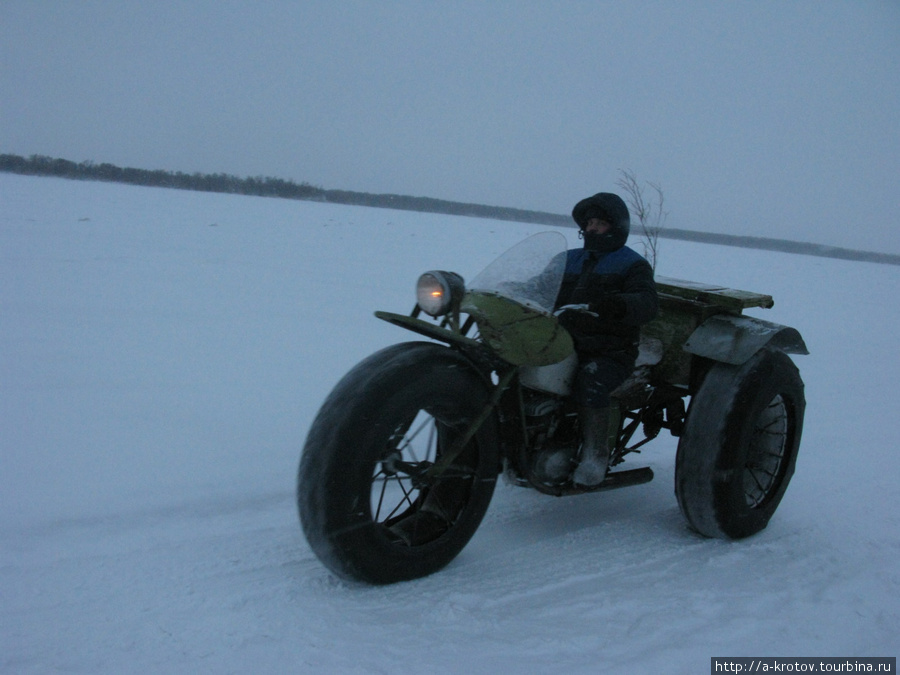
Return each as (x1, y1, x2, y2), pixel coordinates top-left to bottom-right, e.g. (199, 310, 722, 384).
(298, 342, 500, 584)
(675, 348, 805, 539)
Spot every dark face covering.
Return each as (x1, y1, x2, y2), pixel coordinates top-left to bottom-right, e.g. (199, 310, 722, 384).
(583, 230, 614, 253)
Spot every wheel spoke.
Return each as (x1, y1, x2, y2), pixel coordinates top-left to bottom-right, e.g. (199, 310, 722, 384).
(374, 411, 438, 526)
(373, 470, 390, 521)
(743, 394, 790, 508)
(748, 468, 766, 492)
(369, 407, 480, 544)
(382, 478, 417, 521)
(391, 414, 435, 463)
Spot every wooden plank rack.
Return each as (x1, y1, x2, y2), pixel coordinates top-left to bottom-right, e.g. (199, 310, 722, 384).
(655, 276, 774, 311)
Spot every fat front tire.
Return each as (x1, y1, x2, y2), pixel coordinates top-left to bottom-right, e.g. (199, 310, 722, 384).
(675, 348, 805, 539)
(297, 342, 500, 584)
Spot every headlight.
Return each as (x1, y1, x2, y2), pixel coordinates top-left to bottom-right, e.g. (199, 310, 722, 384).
(416, 270, 465, 317)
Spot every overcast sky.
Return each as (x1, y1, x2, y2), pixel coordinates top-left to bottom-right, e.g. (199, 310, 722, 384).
(2, 1, 898, 252)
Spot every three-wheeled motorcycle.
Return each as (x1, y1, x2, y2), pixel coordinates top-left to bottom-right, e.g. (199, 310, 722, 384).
(297, 232, 808, 584)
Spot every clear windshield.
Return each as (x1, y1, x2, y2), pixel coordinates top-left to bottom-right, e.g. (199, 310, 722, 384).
(467, 231, 568, 314)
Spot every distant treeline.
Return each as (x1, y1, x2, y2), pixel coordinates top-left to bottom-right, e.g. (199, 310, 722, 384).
(0, 153, 565, 226)
(2, 152, 897, 266)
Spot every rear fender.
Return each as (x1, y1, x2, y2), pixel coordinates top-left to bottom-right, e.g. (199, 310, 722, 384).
(683, 314, 809, 365)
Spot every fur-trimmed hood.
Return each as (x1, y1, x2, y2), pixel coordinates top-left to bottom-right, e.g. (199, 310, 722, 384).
(571, 192, 630, 252)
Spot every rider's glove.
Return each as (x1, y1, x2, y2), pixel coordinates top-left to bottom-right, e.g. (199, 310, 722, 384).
(554, 303, 596, 317)
(554, 304, 597, 333)
(589, 296, 626, 319)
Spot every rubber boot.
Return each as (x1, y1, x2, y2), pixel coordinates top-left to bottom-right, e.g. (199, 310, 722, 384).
(532, 448, 574, 484)
(572, 407, 611, 487)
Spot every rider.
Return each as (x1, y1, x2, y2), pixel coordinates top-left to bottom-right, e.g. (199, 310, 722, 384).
(555, 192, 659, 486)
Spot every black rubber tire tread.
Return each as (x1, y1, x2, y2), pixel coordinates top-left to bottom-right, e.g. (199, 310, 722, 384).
(298, 341, 499, 584)
(675, 348, 805, 539)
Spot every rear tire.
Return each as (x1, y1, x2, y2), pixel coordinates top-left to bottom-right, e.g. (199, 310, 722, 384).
(675, 348, 805, 539)
(298, 342, 500, 584)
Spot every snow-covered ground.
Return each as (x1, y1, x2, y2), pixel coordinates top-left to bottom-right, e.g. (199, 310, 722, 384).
(2, 174, 898, 673)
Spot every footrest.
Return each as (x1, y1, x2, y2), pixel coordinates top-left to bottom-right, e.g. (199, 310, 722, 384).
(551, 466, 654, 496)
(593, 466, 654, 491)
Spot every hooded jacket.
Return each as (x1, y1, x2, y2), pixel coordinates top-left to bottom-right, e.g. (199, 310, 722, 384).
(556, 193, 658, 363)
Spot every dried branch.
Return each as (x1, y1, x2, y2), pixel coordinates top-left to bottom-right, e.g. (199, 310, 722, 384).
(616, 169, 667, 271)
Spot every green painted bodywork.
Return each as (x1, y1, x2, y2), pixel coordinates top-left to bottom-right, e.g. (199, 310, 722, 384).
(376, 275, 807, 389)
(641, 304, 701, 386)
(460, 291, 574, 367)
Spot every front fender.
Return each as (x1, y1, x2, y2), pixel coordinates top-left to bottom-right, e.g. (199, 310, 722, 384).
(375, 311, 482, 351)
(683, 314, 809, 365)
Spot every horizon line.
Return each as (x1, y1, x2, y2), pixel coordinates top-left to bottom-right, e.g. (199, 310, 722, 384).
(2, 152, 897, 266)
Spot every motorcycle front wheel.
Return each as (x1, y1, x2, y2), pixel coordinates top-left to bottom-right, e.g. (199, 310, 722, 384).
(297, 342, 500, 584)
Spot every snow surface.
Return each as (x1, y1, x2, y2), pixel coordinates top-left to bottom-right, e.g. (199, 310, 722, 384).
(2, 174, 898, 673)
